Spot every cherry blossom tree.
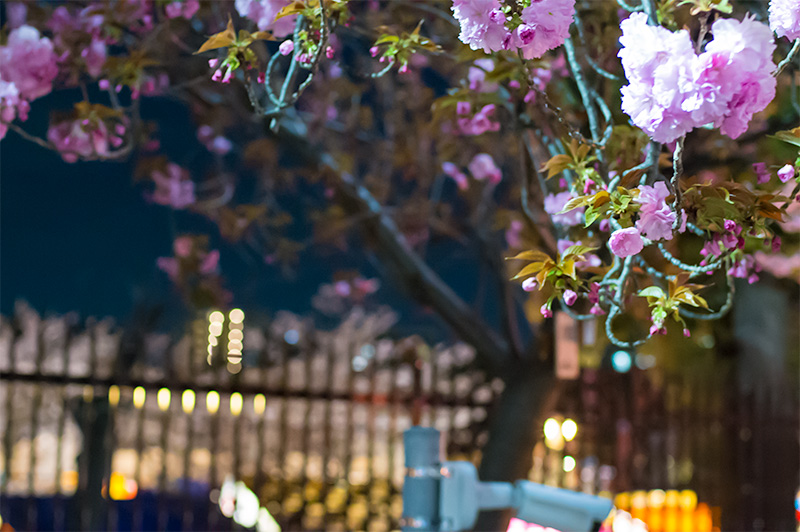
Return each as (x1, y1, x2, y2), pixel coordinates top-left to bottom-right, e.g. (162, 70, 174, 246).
(2, 0, 799, 526)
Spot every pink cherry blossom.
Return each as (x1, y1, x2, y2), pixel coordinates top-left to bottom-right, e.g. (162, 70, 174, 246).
(609, 227, 644, 258)
(279, 40, 295, 56)
(522, 277, 537, 292)
(468, 59, 498, 93)
(82, 36, 107, 78)
(778, 164, 795, 183)
(235, 0, 296, 38)
(635, 182, 676, 241)
(544, 191, 584, 227)
(442, 161, 469, 190)
(457, 103, 500, 135)
(618, 13, 697, 143)
(769, 0, 800, 40)
(156, 257, 180, 281)
(47, 119, 112, 163)
(563, 289, 578, 306)
(701, 16, 776, 139)
(173, 236, 194, 258)
(540, 304, 553, 318)
(506, 219, 523, 248)
(753, 162, 771, 183)
(0, 78, 29, 140)
(199, 249, 220, 274)
(150, 163, 196, 209)
(468, 153, 502, 183)
(619, 13, 776, 142)
(0, 25, 59, 101)
(451, 0, 508, 53)
(516, 0, 576, 59)
(165, 0, 200, 19)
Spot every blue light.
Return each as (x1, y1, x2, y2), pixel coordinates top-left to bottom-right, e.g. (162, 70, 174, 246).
(611, 350, 632, 373)
(284, 329, 299, 345)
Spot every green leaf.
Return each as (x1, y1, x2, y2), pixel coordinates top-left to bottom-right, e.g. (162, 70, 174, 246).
(507, 250, 552, 262)
(375, 35, 400, 45)
(512, 262, 547, 280)
(638, 286, 666, 299)
(561, 244, 597, 258)
(195, 16, 237, 54)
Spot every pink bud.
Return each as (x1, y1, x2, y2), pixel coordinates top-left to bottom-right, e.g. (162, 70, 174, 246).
(370, 46, 379, 57)
(563, 289, 577, 306)
(279, 40, 294, 56)
(683, 328, 691, 338)
(111, 136, 123, 147)
(753, 162, 770, 184)
(221, 68, 233, 83)
(509, 80, 520, 89)
(115, 84, 123, 93)
(516, 24, 535, 45)
(325, 46, 334, 59)
(98, 79, 110, 90)
(777, 164, 795, 183)
(488, 8, 504, 23)
(522, 278, 537, 292)
(212, 69, 223, 82)
(590, 304, 605, 316)
(398, 63, 409, 74)
(747, 273, 759, 284)
(540, 304, 552, 319)
(208, 58, 220, 68)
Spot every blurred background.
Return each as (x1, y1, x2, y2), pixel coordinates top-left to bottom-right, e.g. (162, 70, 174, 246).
(1, 1, 800, 531)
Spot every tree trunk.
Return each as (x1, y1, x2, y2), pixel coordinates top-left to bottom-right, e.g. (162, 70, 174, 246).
(474, 360, 558, 531)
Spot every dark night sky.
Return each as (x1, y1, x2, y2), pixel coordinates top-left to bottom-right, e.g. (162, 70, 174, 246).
(0, 91, 496, 341)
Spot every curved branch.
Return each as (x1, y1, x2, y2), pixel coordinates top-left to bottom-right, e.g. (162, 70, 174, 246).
(318, 153, 513, 375)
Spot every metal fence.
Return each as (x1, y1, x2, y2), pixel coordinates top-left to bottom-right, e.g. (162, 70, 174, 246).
(0, 304, 499, 531)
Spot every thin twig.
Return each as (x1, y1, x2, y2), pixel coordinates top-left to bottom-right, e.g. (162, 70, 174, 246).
(775, 39, 800, 77)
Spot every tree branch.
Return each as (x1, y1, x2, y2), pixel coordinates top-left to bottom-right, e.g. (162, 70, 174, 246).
(317, 153, 513, 375)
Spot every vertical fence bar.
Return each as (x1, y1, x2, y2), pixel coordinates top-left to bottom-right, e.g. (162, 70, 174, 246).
(0, 324, 17, 526)
(26, 320, 46, 530)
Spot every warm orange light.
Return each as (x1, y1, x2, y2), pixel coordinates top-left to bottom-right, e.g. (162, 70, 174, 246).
(664, 508, 679, 532)
(614, 492, 631, 512)
(695, 503, 712, 532)
(106, 472, 138, 500)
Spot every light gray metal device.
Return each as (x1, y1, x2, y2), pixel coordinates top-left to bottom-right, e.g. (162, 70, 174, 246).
(401, 427, 614, 532)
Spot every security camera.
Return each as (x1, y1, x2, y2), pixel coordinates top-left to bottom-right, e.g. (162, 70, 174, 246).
(513, 481, 614, 532)
(403, 427, 615, 532)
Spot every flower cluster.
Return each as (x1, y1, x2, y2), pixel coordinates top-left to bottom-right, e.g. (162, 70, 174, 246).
(164, 0, 200, 20)
(619, 13, 776, 143)
(607, 182, 678, 257)
(456, 102, 500, 136)
(544, 191, 584, 227)
(451, 0, 575, 59)
(0, 80, 28, 140)
(769, 0, 800, 40)
(47, 119, 118, 163)
(0, 25, 58, 139)
(149, 163, 196, 209)
(441, 153, 502, 190)
(235, 0, 296, 38)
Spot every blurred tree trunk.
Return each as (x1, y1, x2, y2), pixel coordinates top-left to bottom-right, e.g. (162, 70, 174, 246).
(476, 361, 558, 531)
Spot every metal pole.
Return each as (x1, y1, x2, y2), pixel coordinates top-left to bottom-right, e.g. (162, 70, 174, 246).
(401, 427, 441, 531)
